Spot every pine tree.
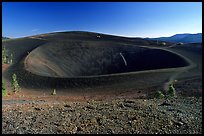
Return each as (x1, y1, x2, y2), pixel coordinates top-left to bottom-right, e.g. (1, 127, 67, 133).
(2, 46, 6, 64)
(168, 83, 176, 98)
(155, 90, 164, 99)
(2, 80, 7, 97)
(12, 73, 20, 93)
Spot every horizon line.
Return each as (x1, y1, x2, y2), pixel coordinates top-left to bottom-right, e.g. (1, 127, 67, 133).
(3, 30, 202, 39)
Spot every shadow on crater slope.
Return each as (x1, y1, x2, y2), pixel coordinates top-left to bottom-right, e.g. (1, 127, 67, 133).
(25, 41, 189, 78)
(3, 31, 197, 90)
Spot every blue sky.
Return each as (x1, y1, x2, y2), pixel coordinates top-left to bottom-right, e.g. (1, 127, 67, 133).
(2, 2, 202, 38)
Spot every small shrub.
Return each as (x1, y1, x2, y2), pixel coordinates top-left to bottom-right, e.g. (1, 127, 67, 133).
(2, 80, 7, 97)
(51, 89, 56, 95)
(167, 84, 176, 98)
(155, 90, 165, 99)
(12, 73, 20, 93)
(2, 46, 7, 64)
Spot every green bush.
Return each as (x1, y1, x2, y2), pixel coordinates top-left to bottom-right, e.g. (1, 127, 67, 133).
(155, 90, 164, 99)
(167, 84, 176, 98)
(2, 80, 7, 97)
(12, 73, 20, 93)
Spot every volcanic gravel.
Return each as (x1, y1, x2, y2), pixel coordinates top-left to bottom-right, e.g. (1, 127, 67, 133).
(2, 97, 202, 134)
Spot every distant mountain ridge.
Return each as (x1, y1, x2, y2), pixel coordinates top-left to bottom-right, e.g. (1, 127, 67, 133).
(146, 33, 202, 43)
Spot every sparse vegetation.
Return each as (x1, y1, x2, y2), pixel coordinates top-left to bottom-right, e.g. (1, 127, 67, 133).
(51, 89, 56, 95)
(2, 80, 7, 97)
(167, 80, 177, 98)
(12, 73, 20, 93)
(2, 46, 7, 64)
(167, 83, 176, 98)
(155, 80, 177, 99)
(155, 90, 164, 99)
(2, 46, 13, 64)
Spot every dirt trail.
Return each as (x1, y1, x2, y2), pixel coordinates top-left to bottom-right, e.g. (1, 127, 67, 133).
(162, 48, 196, 91)
(139, 44, 196, 92)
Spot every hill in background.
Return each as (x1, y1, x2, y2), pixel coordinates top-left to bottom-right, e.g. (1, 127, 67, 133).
(146, 33, 202, 43)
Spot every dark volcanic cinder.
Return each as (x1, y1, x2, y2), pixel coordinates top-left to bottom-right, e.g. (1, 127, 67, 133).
(2, 31, 197, 90)
(25, 41, 189, 77)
